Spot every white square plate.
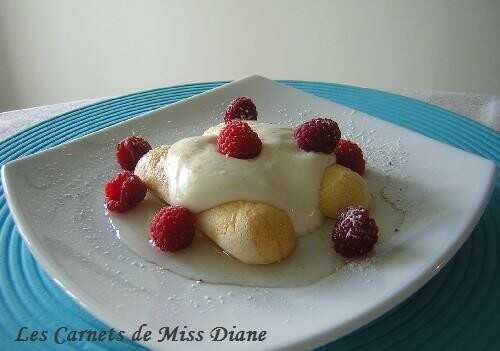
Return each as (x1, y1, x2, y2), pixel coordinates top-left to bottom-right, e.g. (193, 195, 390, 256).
(2, 76, 496, 350)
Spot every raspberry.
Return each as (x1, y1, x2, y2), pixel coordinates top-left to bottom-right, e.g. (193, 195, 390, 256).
(116, 136, 152, 171)
(105, 171, 147, 212)
(294, 117, 341, 153)
(150, 206, 196, 252)
(217, 121, 262, 159)
(332, 206, 378, 259)
(334, 139, 366, 176)
(224, 97, 258, 123)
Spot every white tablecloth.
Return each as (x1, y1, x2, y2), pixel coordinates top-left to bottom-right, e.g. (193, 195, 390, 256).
(0, 90, 498, 141)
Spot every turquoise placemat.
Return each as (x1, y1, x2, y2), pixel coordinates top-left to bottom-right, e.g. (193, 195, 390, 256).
(0, 81, 498, 350)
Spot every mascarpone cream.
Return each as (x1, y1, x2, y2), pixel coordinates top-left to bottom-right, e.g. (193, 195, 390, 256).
(163, 122, 335, 235)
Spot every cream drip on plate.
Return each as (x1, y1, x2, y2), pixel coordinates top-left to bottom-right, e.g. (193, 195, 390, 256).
(162, 122, 335, 235)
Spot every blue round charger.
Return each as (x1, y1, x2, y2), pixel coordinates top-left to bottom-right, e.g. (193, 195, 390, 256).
(0, 81, 498, 350)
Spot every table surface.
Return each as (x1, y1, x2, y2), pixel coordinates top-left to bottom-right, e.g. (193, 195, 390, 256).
(0, 88, 499, 142)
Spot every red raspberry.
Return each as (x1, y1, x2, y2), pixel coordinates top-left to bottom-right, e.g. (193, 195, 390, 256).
(116, 136, 152, 171)
(217, 121, 262, 159)
(294, 118, 341, 153)
(105, 171, 147, 213)
(334, 139, 366, 176)
(224, 97, 258, 123)
(332, 206, 378, 259)
(150, 206, 196, 252)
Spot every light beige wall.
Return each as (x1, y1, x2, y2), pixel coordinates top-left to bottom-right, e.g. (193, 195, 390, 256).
(1, 0, 500, 111)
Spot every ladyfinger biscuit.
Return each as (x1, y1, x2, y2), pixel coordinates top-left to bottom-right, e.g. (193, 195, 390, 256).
(319, 164, 370, 219)
(196, 201, 296, 264)
(134, 145, 170, 200)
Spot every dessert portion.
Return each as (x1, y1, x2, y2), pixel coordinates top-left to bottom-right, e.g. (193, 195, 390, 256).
(104, 97, 378, 268)
(137, 121, 337, 235)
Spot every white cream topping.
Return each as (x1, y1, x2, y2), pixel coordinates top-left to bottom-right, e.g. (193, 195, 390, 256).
(163, 122, 335, 235)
